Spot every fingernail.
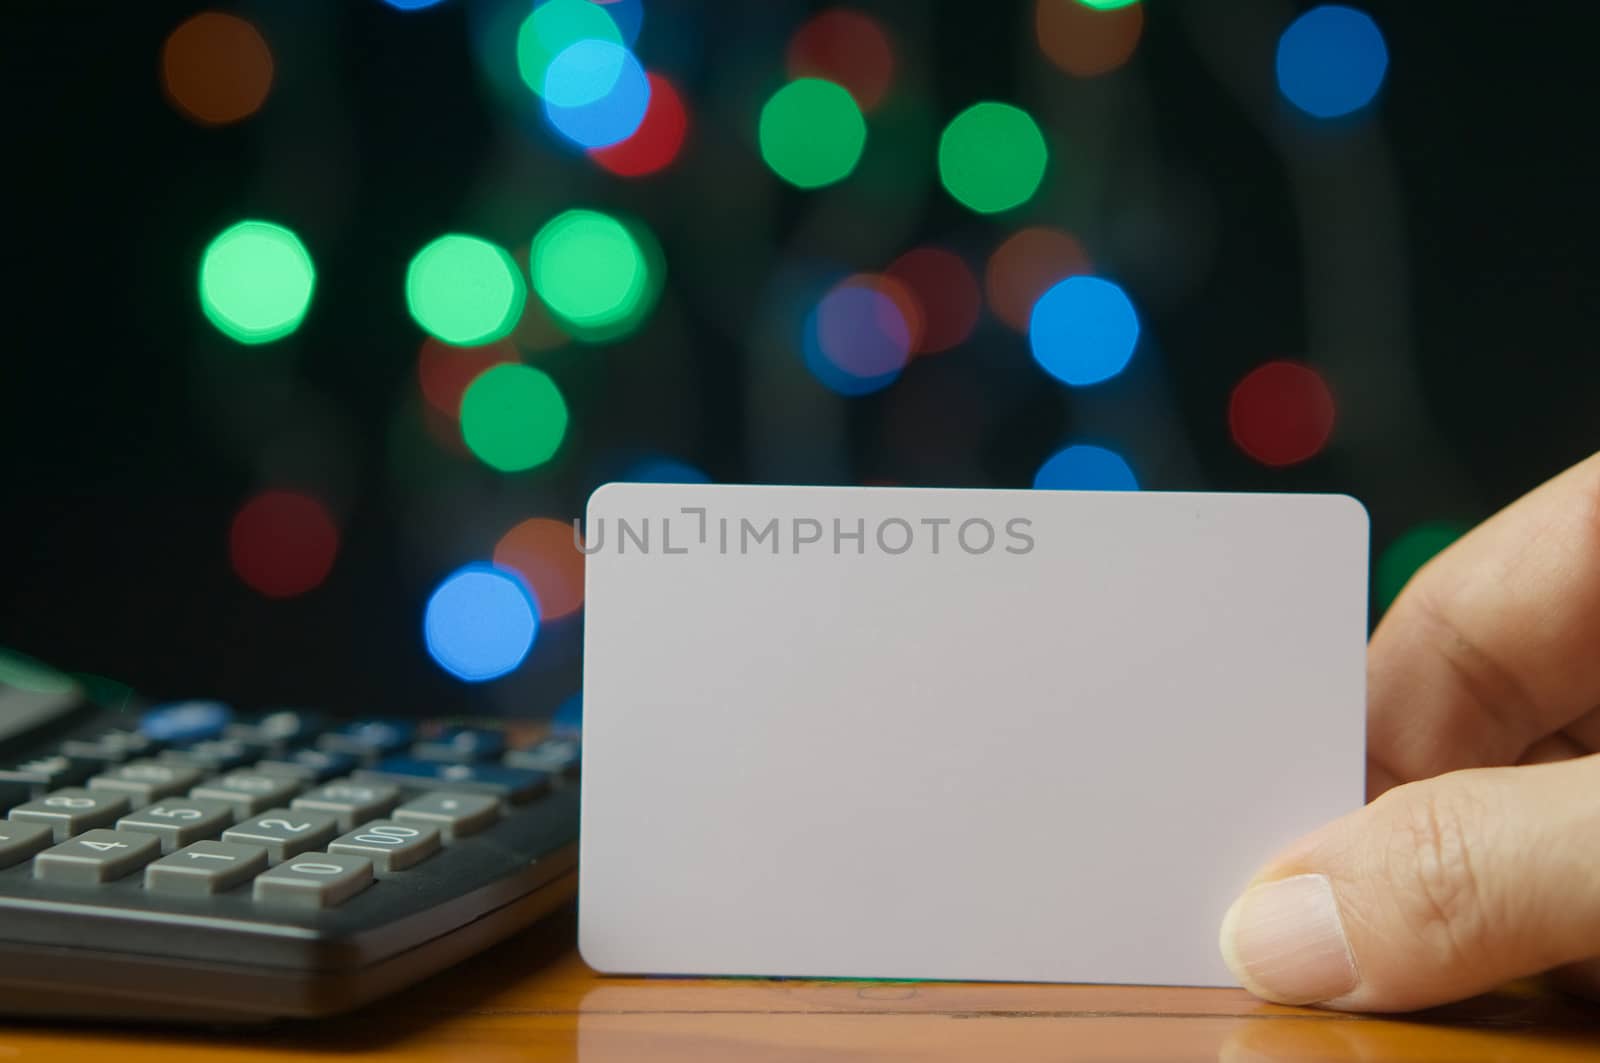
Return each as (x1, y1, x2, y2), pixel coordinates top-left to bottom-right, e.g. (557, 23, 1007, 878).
(1219, 873, 1358, 1005)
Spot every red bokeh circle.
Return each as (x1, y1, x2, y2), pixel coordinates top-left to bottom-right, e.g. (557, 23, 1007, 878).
(588, 73, 689, 177)
(416, 337, 519, 419)
(886, 247, 981, 354)
(229, 490, 339, 598)
(1229, 360, 1337, 467)
(786, 9, 895, 112)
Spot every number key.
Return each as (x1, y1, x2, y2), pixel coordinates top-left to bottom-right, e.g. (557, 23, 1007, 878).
(145, 841, 268, 896)
(316, 720, 414, 763)
(253, 749, 358, 784)
(290, 780, 399, 830)
(158, 740, 253, 772)
(8, 788, 130, 842)
(116, 798, 236, 853)
(33, 829, 161, 884)
(88, 758, 204, 804)
(411, 727, 506, 764)
(223, 809, 339, 863)
(327, 820, 440, 873)
(0, 821, 52, 869)
(253, 853, 373, 909)
(190, 772, 302, 816)
(0, 754, 96, 793)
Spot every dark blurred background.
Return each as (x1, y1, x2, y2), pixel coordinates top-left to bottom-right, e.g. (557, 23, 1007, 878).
(3, 0, 1596, 720)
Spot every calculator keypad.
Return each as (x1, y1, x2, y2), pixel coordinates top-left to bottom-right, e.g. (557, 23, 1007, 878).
(116, 797, 237, 853)
(9, 788, 131, 841)
(88, 758, 205, 804)
(327, 820, 441, 873)
(223, 809, 340, 863)
(34, 829, 161, 884)
(1, 712, 571, 916)
(190, 772, 303, 816)
(392, 792, 500, 841)
(60, 729, 154, 763)
(0, 754, 96, 793)
(253, 852, 373, 909)
(291, 780, 399, 830)
(0, 821, 51, 868)
(144, 841, 268, 896)
(358, 759, 550, 803)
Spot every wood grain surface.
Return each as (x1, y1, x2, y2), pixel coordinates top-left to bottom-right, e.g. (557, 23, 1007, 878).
(2, 908, 1596, 1061)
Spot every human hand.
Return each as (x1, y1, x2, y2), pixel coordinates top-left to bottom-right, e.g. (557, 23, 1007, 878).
(1218, 451, 1600, 1011)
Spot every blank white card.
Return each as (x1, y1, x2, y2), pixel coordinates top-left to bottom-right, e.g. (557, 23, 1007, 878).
(579, 485, 1367, 986)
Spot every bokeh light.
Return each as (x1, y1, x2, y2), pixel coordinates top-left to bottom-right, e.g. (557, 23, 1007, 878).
(1028, 276, 1139, 387)
(459, 364, 568, 472)
(199, 220, 315, 345)
(540, 36, 627, 109)
(161, 13, 273, 127)
(493, 517, 586, 620)
(886, 247, 980, 355)
(1036, 0, 1144, 78)
(786, 9, 895, 113)
(1276, 5, 1389, 119)
(416, 337, 519, 419)
(596, 0, 644, 45)
(621, 456, 710, 483)
(530, 209, 652, 336)
(803, 276, 911, 396)
(1229, 360, 1337, 467)
(1376, 521, 1470, 610)
(759, 78, 867, 190)
(986, 227, 1092, 332)
(516, 0, 623, 99)
(229, 490, 339, 598)
(424, 564, 538, 682)
(938, 102, 1047, 214)
(1033, 444, 1140, 491)
(405, 234, 525, 346)
(589, 73, 688, 176)
(816, 277, 914, 378)
(1075, 0, 1140, 10)
(543, 40, 650, 148)
(382, 0, 448, 9)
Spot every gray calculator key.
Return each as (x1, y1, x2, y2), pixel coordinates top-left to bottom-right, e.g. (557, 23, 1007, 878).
(392, 792, 500, 841)
(327, 820, 441, 872)
(116, 798, 236, 853)
(9, 788, 131, 842)
(253, 852, 373, 909)
(190, 772, 302, 816)
(33, 829, 161, 884)
(144, 840, 268, 896)
(88, 758, 204, 804)
(0, 821, 52, 868)
(290, 781, 399, 830)
(223, 808, 339, 863)
(60, 729, 152, 763)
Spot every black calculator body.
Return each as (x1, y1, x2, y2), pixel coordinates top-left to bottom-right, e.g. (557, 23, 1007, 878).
(0, 652, 579, 1021)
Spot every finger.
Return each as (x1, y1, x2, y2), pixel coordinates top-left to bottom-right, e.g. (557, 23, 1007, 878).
(1368, 450, 1600, 796)
(1559, 704, 1600, 752)
(1220, 756, 1600, 1012)
(1519, 733, 1587, 765)
(1552, 957, 1600, 1002)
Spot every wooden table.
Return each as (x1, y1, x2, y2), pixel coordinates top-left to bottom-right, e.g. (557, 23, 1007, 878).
(3, 908, 1597, 1061)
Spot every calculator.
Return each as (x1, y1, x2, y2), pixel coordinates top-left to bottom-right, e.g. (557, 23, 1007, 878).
(0, 650, 579, 1021)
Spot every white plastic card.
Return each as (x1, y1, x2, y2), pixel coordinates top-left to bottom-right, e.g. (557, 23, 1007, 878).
(578, 484, 1368, 986)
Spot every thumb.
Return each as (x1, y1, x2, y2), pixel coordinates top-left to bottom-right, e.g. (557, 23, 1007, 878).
(1219, 754, 1600, 1011)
